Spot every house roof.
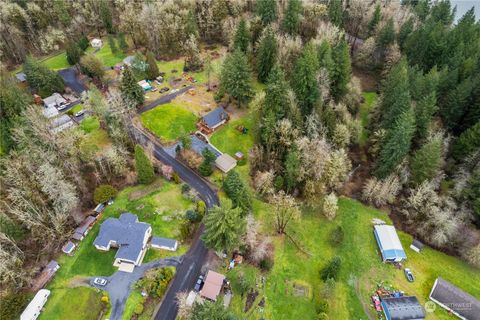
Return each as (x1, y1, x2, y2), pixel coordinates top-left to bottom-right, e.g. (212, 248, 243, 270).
(200, 270, 225, 301)
(43, 106, 59, 118)
(45, 260, 59, 272)
(411, 240, 424, 250)
(51, 115, 73, 128)
(21, 289, 50, 320)
(429, 277, 480, 319)
(374, 225, 407, 261)
(94, 213, 151, 263)
(16, 72, 27, 82)
(381, 296, 425, 320)
(43, 93, 66, 107)
(62, 241, 76, 254)
(94, 203, 105, 213)
(74, 216, 96, 236)
(215, 153, 237, 173)
(202, 107, 228, 129)
(151, 236, 177, 249)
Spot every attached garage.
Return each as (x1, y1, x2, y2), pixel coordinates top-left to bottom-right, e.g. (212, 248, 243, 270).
(374, 225, 407, 262)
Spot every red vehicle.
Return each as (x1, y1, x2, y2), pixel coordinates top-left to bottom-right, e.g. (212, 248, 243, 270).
(371, 295, 382, 312)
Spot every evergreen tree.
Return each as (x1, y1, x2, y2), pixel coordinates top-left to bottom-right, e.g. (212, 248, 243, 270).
(223, 170, 252, 215)
(376, 18, 396, 49)
(191, 300, 232, 320)
(99, 0, 114, 33)
(292, 43, 319, 117)
(367, 4, 381, 36)
(318, 40, 334, 77)
(66, 41, 83, 65)
(120, 66, 144, 106)
(202, 200, 245, 253)
(410, 134, 443, 185)
(233, 18, 250, 54)
(108, 35, 118, 54)
(263, 64, 290, 121)
(199, 148, 215, 176)
(183, 35, 203, 72)
(414, 93, 437, 142)
(452, 121, 480, 161)
(256, 28, 278, 83)
(331, 40, 351, 101)
(380, 59, 411, 129)
(145, 51, 160, 80)
(328, 0, 343, 27)
(135, 145, 155, 184)
(285, 147, 300, 192)
(397, 18, 414, 51)
(464, 168, 480, 220)
(78, 36, 89, 51)
(118, 32, 129, 53)
(282, 0, 302, 35)
(23, 57, 64, 97)
(256, 0, 277, 25)
(375, 107, 416, 179)
(219, 49, 253, 107)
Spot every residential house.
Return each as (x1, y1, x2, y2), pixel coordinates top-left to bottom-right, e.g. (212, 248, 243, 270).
(50, 114, 75, 134)
(381, 296, 425, 320)
(43, 93, 67, 109)
(151, 236, 178, 251)
(429, 277, 480, 320)
(72, 216, 96, 241)
(197, 107, 229, 134)
(93, 213, 152, 272)
(373, 225, 407, 262)
(200, 270, 226, 302)
(20, 289, 50, 320)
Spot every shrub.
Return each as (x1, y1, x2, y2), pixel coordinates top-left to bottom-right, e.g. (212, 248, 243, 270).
(196, 200, 206, 217)
(78, 36, 89, 51)
(172, 172, 181, 184)
(181, 184, 191, 194)
(320, 278, 336, 298)
(0, 293, 31, 320)
(185, 209, 199, 223)
(199, 161, 213, 176)
(274, 175, 284, 190)
(320, 256, 341, 281)
(316, 300, 329, 314)
(94, 184, 118, 204)
(323, 193, 338, 221)
(101, 294, 109, 304)
(317, 312, 329, 320)
(237, 158, 247, 166)
(259, 256, 274, 271)
(329, 226, 344, 247)
(134, 303, 144, 315)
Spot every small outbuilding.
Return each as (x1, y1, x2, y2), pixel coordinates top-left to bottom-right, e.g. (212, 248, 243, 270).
(429, 277, 480, 320)
(72, 216, 96, 241)
(381, 296, 425, 320)
(215, 153, 237, 173)
(151, 236, 178, 251)
(197, 107, 229, 134)
(374, 225, 407, 262)
(91, 38, 103, 49)
(138, 80, 152, 91)
(20, 289, 51, 320)
(16, 72, 27, 83)
(200, 270, 226, 302)
(62, 241, 76, 255)
(234, 151, 244, 160)
(410, 239, 425, 253)
(94, 203, 106, 216)
(32, 260, 60, 291)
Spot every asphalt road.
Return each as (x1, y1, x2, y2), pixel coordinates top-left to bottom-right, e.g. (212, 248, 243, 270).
(131, 126, 218, 320)
(139, 85, 193, 114)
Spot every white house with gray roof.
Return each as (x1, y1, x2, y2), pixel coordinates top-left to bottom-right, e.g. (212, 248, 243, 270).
(93, 213, 151, 271)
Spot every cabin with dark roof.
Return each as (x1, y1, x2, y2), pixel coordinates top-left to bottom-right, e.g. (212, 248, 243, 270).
(151, 236, 178, 251)
(71, 216, 96, 241)
(197, 107, 229, 134)
(381, 296, 425, 320)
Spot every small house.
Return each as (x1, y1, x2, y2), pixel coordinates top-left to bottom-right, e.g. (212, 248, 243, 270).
(16, 72, 27, 83)
(50, 115, 75, 134)
(43, 93, 67, 109)
(197, 107, 229, 134)
(429, 277, 480, 320)
(32, 260, 59, 291)
(215, 153, 237, 173)
(20, 289, 50, 320)
(410, 239, 425, 253)
(72, 216, 96, 241)
(93, 213, 152, 272)
(91, 38, 103, 49)
(151, 236, 178, 251)
(137, 80, 152, 91)
(373, 225, 407, 262)
(381, 296, 425, 320)
(62, 241, 76, 255)
(43, 105, 59, 119)
(200, 270, 226, 302)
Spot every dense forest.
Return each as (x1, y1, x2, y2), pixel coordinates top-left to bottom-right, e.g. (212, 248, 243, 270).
(0, 0, 479, 318)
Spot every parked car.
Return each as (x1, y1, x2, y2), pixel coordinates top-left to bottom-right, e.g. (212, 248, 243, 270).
(404, 268, 414, 282)
(74, 110, 85, 117)
(193, 275, 204, 292)
(171, 89, 179, 93)
(160, 87, 169, 93)
(57, 103, 68, 111)
(93, 277, 108, 286)
(107, 198, 114, 206)
(371, 295, 382, 311)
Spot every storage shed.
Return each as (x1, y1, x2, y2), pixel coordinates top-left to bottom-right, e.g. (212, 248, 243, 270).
(151, 236, 178, 251)
(374, 225, 407, 262)
(381, 296, 425, 320)
(215, 153, 237, 173)
(410, 239, 425, 253)
(62, 241, 76, 255)
(21, 289, 51, 320)
(200, 270, 225, 301)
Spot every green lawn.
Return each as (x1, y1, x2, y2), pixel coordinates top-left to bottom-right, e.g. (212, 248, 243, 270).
(359, 92, 377, 146)
(86, 39, 126, 67)
(69, 103, 84, 115)
(140, 103, 198, 143)
(42, 52, 70, 70)
(79, 116, 100, 133)
(210, 113, 254, 157)
(41, 179, 193, 319)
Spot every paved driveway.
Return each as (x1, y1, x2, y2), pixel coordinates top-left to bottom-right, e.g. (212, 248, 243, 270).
(89, 257, 182, 320)
(58, 67, 86, 94)
(138, 85, 193, 114)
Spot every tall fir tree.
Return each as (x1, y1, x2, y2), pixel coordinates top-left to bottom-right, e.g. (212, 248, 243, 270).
(108, 35, 118, 54)
(291, 43, 319, 117)
(184, 35, 203, 72)
(282, 0, 302, 35)
(414, 93, 437, 142)
(118, 32, 129, 53)
(23, 57, 64, 97)
(219, 49, 253, 107)
(410, 134, 443, 185)
(256, 0, 277, 25)
(223, 170, 252, 215)
(145, 51, 160, 80)
(66, 41, 83, 65)
(376, 18, 396, 49)
(375, 107, 416, 179)
(328, 0, 343, 27)
(233, 18, 250, 54)
(318, 40, 334, 77)
(367, 4, 381, 36)
(256, 28, 278, 83)
(135, 145, 155, 184)
(263, 64, 290, 121)
(99, 0, 114, 33)
(452, 121, 480, 161)
(331, 40, 351, 101)
(202, 200, 245, 253)
(120, 66, 144, 106)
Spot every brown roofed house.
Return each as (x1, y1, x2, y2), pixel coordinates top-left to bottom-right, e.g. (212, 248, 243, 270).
(200, 270, 226, 301)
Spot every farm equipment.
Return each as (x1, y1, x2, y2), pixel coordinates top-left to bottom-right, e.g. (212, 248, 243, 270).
(236, 125, 248, 134)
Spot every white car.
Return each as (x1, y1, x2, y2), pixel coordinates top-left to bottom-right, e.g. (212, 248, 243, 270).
(171, 89, 179, 93)
(57, 104, 68, 111)
(74, 110, 85, 117)
(93, 277, 108, 286)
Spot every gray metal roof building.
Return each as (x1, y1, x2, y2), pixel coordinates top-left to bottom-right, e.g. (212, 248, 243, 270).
(151, 236, 178, 251)
(381, 296, 425, 320)
(202, 107, 229, 129)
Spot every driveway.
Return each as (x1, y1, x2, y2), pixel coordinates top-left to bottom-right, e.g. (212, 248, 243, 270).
(138, 85, 193, 114)
(131, 126, 219, 320)
(89, 257, 182, 320)
(58, 67, 87, 94)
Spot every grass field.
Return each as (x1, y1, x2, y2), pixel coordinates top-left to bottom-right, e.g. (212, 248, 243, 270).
(42, 52, 70, 70)
(85, 39, 126, 67)
(41, 179, 193, 319)
(210, 113, 254, 157)
(140, 103, 198, 143)
(224, 197, 480, 319)
(359, 92, 377, 146)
